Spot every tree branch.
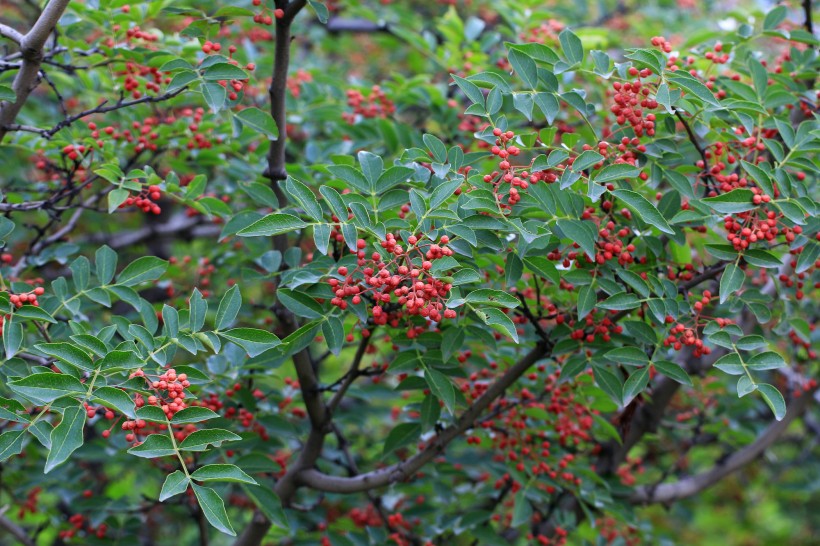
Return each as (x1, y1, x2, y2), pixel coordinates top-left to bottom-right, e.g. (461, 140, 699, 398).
(0, 0, 72, 143)
(298, 341, 550, 494)
(631, 387, 815, 504)
(0, 509, 35, 546)
(0, 24, 24, 45)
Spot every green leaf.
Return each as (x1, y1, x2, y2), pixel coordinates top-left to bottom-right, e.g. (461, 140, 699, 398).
(219, 328, 281, 357)
(242, 484, 289, 529)
(572, 150, 604, 172)
(179, 429, 242, 451)
(159, 470, 190, 501)
(0, 84, 15, 101)
(763, 5, 787, 30)
(172, 407, 221, 424)
(701, 189, 756, 214)
(508, 49, 538, 89)
(237, 214, 308, 237)
(452, 74, 485, 105)
(594, 163, 640, 183)
(191, 464, 257, 484)
(533, 92, 559, 125)
(45, 406, 86, 473)
(99, 350, 142, 370)
(736, 335, 767, 351)
(623, 366, 650, 404)
(719, 263, 744, 303)
(511, 490, 533, 527)
(0, 431, 26, 462)
(758, 383, 786, 421)
(128, 434, 176, 458)
(796, 241, 820, 274)
(593, 366, 623, 404)
(215, 285, 241, 330)
(203, 62, 248, 81)
(464, 289, 519, 308)
(424, 367, 456, 415)
(92, 386, 136, 419)
(558, 29, 584, 65)
(423, 134, 447, 162)
(740, 160, 774, 197)
(234, 107, 278, 139)
(201, 82, 227, 112)
(8, 373, 85, 404)
(653, 360, 692, 386)
(108, 188, 130, 213)
(383, 422, 421, 457)
(117, 256, 168, 286)
(556, 219, 596, 259)
(746, 351, 785, 371)
(667, 71, 720, 106)
(193, 484, 236, 536)
(742, 249, 782, 268)
(277, 289, 324, 319)
(0, 216, 14, 240)
(95, 246, 117, 286)
(34, 343, 93, 371)
(474, 307, 519, 343)
(713, 352, 744, 375)
(189, 288, 207, 332)
(577, 283, 596, 320)
(598, 292, 642, 311)
(611, 190, 674, 234)
(308, 0, 329, 23)
(604, 347, 648, 366)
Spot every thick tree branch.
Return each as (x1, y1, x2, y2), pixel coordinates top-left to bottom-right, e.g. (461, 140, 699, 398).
(631, 387, 815, 503)
(0, 0, 72, 143)
(299, 341, 551, 494)
(0, 24, 24, 45)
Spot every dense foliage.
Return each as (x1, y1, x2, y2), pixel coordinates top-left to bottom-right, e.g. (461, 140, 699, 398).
(0, 1, 818, 545)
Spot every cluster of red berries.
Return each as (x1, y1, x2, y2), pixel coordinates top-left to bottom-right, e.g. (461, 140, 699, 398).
(724, 210, 795, 250)
(83, 401, 116, 421)
(8, 286, 45, 308)
(61, 143, 87, 161)
(16, 487, 41, 519)
(120, 184, 162, 215)
(328, 236, 457, 327)
(251, 0, 285, 25)
(566, 313, 625, 344)
(287, 69, 313, 98)
(120, 61, 165, 99)
(342, 86, 396, 123)
(611, 73, 658, 138)
(58, 513, 107, 540)
(483, 128, 527, 205)
(519, 19, 565, 44)
(650, 35, 673, 53)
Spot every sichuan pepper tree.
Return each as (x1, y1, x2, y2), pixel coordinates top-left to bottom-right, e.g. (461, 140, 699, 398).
(0, 0, 818, 545)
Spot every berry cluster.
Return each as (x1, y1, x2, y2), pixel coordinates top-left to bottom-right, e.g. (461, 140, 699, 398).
(343, 86, 396, 123)
(611, 73, 658, 138)
(8, 286, 45, 308)
(483, 128, 526, 205)
(328, 235, 457, 327)
(251, 0, 284, 25)
(121, 184, 163, 215)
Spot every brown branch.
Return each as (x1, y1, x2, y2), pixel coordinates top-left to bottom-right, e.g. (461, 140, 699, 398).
(0, 0, 72, 143)
(631, 387, 815, 503)
(804, 0, 814, 35)
(298, 341, 551, 494)
(3, 87, 188, 139)
(263, 0, 307, 183)
(674, 109, 715, 195)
